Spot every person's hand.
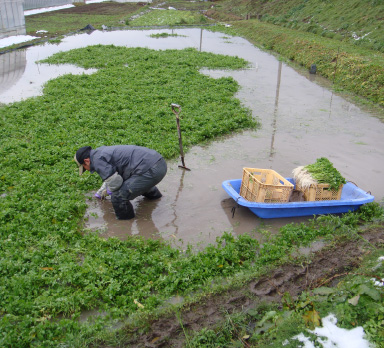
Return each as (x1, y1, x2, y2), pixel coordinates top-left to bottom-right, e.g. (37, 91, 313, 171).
(95, 189, 109, 200)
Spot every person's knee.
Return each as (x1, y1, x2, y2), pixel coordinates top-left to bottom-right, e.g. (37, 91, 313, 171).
(158, 158, 167, 178)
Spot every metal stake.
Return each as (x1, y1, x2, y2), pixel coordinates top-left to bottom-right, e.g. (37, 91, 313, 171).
(171, 103, 191, 171)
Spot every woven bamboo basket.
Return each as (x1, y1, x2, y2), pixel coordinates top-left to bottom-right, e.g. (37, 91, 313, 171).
(240, 168, 294, 203)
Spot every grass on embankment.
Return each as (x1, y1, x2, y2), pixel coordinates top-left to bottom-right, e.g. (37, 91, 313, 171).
(24, 1, 213, 41)
(204, 0, 384, 115)
(210, 0, 384, 52)
(25, 2, 145, 38)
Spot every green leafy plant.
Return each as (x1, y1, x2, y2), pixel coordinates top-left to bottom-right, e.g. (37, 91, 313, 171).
(129, 9, 213, 26)
(0, 45, 257, 347)
(304, 157, 347, 190)
(1, 2, 383, 345)
(149, 32, 184, 38)
(185, 244, 384, 348)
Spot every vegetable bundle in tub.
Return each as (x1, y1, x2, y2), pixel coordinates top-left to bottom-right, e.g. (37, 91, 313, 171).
(293, 158, 346, 201)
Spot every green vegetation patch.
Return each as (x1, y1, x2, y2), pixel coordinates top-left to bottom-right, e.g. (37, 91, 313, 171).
(303, 157, 347, 190)
(149, 32, 185, 38)
(210, 0, 384, 52)
(26, 13, 125, 35)
(129, 9, 211, 26)
(252, 0, 384, 52)
(0, 45, 256, 347)
(109, 204, 384, 348)
(187, 239, 384, 348)
(25, 3, 145, 37)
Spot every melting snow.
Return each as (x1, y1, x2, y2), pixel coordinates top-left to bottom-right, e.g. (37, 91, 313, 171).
(24, 4, 74, 16)
(283, 314, 372, 348)
(0, 35, 38, 49)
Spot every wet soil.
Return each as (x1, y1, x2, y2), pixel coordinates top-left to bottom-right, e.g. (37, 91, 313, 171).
(118, 225, 384, 348)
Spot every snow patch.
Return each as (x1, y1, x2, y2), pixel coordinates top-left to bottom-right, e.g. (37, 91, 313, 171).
(283, 314, 372, 348)
(0, 35, 38, 49)
(24, 4, 74, 16)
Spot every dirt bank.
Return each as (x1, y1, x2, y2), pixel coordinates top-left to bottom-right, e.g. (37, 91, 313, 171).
(116, 225, 384, 347)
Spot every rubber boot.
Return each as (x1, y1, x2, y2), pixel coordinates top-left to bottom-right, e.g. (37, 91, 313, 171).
(111, 200, 135, 220)
(142, 186, 162, 200)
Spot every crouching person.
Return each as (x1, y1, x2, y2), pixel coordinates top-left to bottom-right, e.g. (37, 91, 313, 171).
(74, 145, 167, 220)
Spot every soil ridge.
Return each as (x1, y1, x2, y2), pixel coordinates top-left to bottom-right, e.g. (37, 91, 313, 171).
(121, 227, 384, 347)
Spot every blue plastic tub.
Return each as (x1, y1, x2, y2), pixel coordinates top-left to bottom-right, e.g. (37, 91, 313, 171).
(222, 178, 374, 219)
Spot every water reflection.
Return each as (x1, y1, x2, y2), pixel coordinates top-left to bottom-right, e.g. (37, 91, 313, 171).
(0, 50, 26, 95)
(168, 169, 186, 237)
(0, 57, 97, 103)
(199, 28, 203, 51)
(85, 194, 162, 241)
(220, 197, 310, 242)
(269, 60, 282, 162)
(0, 28, 212, 103)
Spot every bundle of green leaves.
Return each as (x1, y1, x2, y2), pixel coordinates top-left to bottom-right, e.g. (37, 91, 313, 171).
(304, 157, 347, 190)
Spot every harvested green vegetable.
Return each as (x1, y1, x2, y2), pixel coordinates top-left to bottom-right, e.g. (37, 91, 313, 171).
(304, 157, 346, 190)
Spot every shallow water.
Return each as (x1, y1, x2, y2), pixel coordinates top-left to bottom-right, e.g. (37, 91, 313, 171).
(2, 28, 383, 247)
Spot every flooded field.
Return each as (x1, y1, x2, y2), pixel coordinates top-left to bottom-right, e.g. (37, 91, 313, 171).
(2, 28, 383, 247)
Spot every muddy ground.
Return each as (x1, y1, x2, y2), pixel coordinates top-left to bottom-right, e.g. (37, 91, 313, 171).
(113, 224, 384, 348)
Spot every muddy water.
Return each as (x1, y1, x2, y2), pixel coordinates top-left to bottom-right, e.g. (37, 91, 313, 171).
(2, 28, 383, 247)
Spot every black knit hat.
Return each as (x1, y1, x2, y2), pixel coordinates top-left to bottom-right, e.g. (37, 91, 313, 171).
(74, 146, 91, 175)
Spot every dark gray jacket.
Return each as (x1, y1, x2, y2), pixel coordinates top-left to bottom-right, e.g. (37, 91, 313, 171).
(90, 145, 162, 191)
